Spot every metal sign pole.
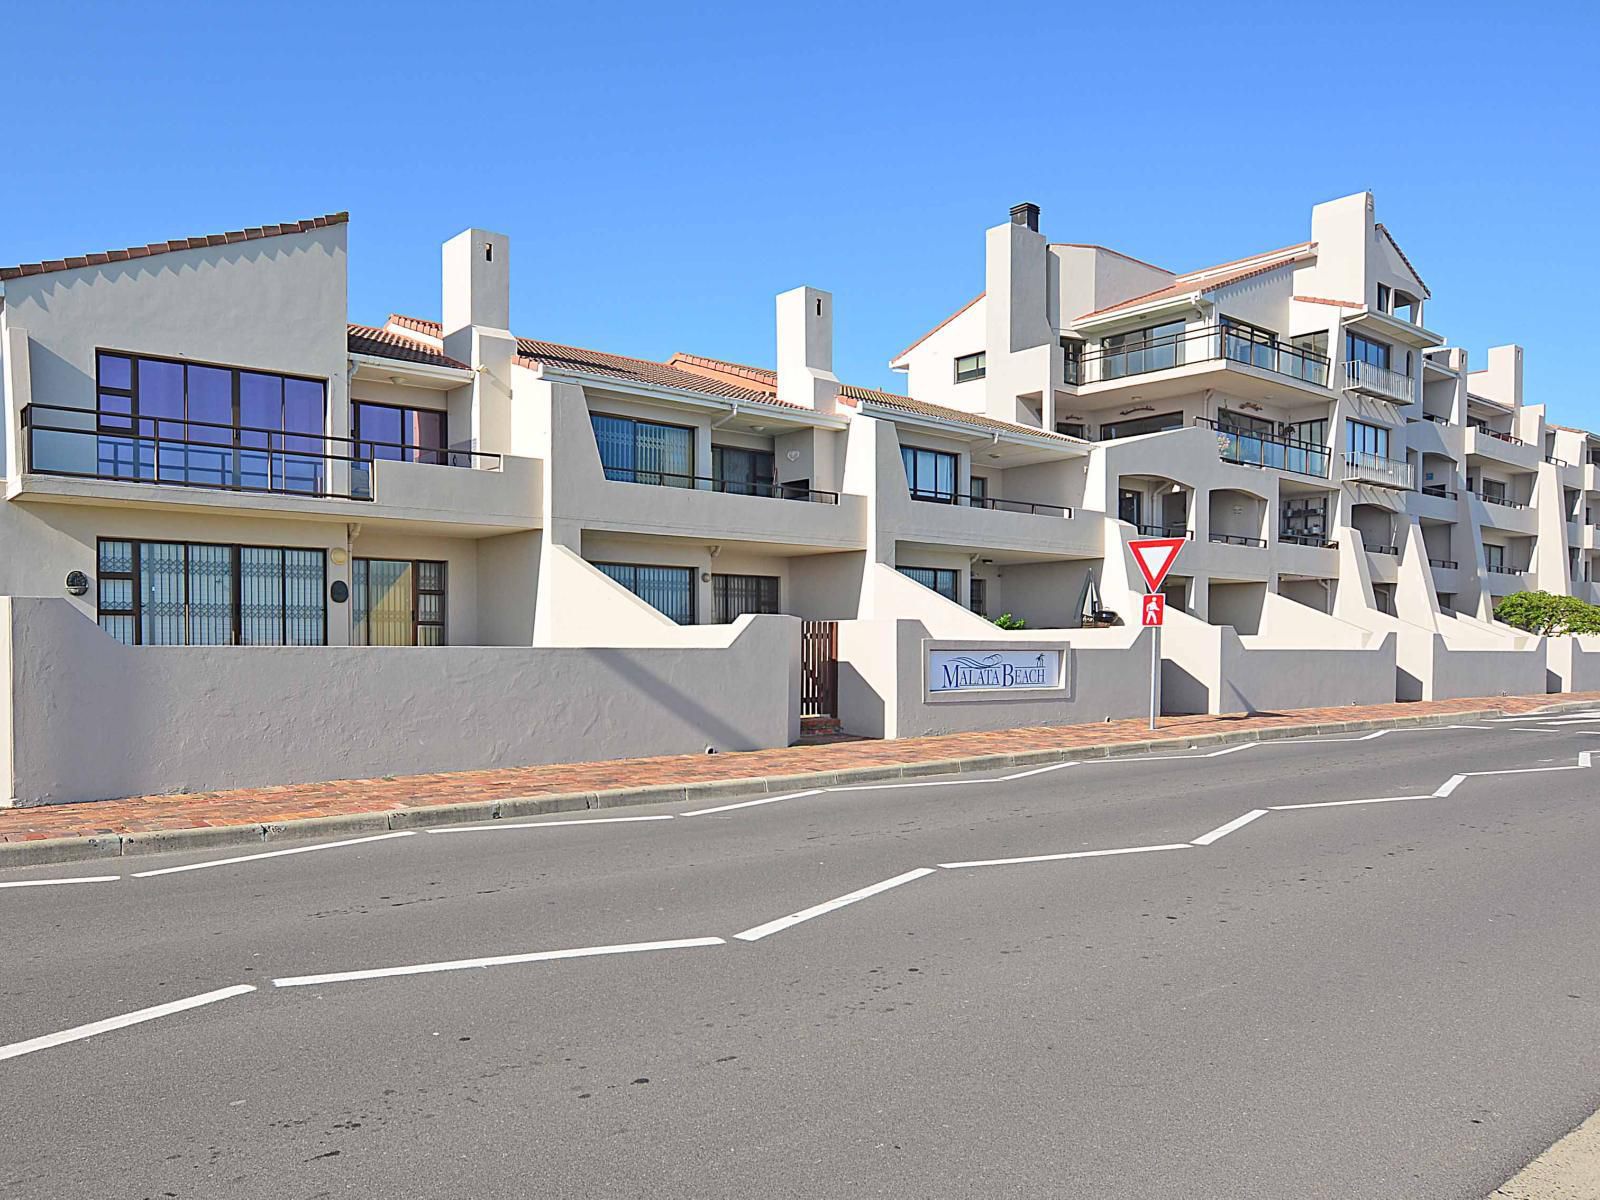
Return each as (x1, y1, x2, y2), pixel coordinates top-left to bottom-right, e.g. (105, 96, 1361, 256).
(1149, 621, 1160, 731)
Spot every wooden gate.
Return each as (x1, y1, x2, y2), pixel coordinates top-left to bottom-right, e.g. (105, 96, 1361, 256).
(800, 620, 838, 718)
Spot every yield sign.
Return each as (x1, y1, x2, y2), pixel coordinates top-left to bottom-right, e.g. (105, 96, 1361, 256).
(1127, 537, 1185, 593)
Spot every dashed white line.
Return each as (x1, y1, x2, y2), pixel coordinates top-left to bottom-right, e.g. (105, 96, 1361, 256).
(1270, 794, 1433, 811)
(1191, 809, 1269, 845)
(272, 937, 726, 988)
(1206, 743, 1255, 757)
(681, 789, 825, 817)
(938, 843, 1192, 870)
(1434, 774, 1468, 797)
(0, 875, 121, 890)
(130, 830, 417, 878)
(427, 814, 675, 834)
(733, 868, 936, 942)
(0, 984, 255, 1062)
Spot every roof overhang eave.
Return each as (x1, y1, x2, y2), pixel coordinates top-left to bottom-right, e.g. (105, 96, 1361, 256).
(531, 365, 850, 428)
(856, 400, 1087, 456)
(349, 353, 473, 386)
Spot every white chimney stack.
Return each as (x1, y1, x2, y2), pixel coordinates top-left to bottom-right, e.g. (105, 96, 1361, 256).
(442, 227, 510, 337)
(776, 285, 839, 412)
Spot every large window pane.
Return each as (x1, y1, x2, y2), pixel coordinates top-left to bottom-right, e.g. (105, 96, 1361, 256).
(239, 547, 286, 646)
(138, 542, 187, 646)
(597, 562, 694, 623)
(355, 559, 413, 646)
(284, 550, 326, 645)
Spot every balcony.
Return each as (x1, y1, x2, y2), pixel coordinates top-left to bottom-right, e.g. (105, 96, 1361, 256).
(1135, 522, 1192, 539)
(600, 464, 839, 505)
(1195, 417, 1329, 479)
(1066, 324, 1329, 389)
(1209, 532, 1266, 547)
(1343, 360, 1414, 404)
(909, 488, 1071, 516)
(1465, 424, 1540, 471)
(1342, 451, 1414, 490)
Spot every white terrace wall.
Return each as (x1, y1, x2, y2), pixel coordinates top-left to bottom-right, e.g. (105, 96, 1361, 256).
(2, 597, 799, 806)
(1548, 636, 1600, 693)
(837, 617, 1149, 740)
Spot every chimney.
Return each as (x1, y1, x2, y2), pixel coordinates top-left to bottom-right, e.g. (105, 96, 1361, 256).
(775, 285, 839, 412)
(1010, 202, 1040, 233)
(442, 227, 510, 337)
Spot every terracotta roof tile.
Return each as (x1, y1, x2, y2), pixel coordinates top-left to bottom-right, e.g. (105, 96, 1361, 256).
(837, 385, 1083, 444)
(347, 324, 469, 370)
(1294, 294, 1363, 308)
(1075, 249, 1311, 322)
(387, 313, 444, 343)
(0, 213, 348, 282)
(666, 352, 778, 390)
(515, 339, 805, 409)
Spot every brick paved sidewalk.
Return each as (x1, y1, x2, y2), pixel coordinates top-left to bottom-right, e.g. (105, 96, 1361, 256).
(3, 691, 1594, 846)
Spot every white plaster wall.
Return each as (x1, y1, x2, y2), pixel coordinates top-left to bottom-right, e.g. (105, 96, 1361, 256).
(1547, 636, 1600, 693)
(0, 597, 11, 804)
(3, 597, 799, 805)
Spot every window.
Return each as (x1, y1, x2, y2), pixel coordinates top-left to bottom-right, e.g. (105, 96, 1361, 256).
(590, 413, 694, 486)
(1099, 411, 1183, 441)
(93, 350, 327, 494)
(1217, 409, 1275, 437)
(1346, 419, 1390, 459)
(969, 577, 988, 617)
(1117, 489, 1142, 526)
(1101, 320, 1186, 379)
(595, 562, 695, 624)
(1220, 317, 1279, 371)
(1061, 339, 1085, 385)
(353, 559, 447, 646)
(711, 445, 775, 496)
(1376, 283, 1391, 314)
(1485, 543, 1505, 572)
(712, 574, 779, 623)
(901, 446, 958, 502)
(898, 565, 959, 601)
(969, 475, 988, 503)
(1345, 332, 1392, 372)
(1288, 331, 1331, 384)
(954, 351, 987, 383)
(353, 401, 448, 465)
(1280, 496, 1329, 542)
(1056, 421, 1090, 440)
(1480, 478, 1507, 502)
(96, 538, 325, 646)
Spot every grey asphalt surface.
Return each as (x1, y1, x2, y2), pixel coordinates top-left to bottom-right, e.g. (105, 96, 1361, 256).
(2, 717, 1598, 1198)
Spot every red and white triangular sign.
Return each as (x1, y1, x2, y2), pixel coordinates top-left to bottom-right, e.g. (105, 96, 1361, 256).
(1127, 537, 1185, 593)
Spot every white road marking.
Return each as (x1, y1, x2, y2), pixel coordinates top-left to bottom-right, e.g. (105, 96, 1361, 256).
(1582, 751, 1594, 768)
(426, 814, 675, 834)
(1206, 743, 1254, 757)
(939, 843, 1192, 870)
(681, 789, 824, 817)
(1434, 774, 1467, 797)
(1001, 762, 1081, 781)
(732, 868, 936, 942)
(0, 984, 255, 1062)
(272, 937, 726, 988)
(1191, 809, 1269, 845)
(0, 875, 121, 890)
(130, 830, 417, 878)
(1270, 794, 1433, 811)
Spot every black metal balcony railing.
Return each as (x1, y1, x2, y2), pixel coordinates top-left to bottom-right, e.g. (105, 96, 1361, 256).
(1366, 544, 1401, 557)
(1065, 324, 1329, 388)
(1278, 533, 1338, 549)
(1420, 484, 1458, 500)
(1472, 490, 1528, 509)
(1421, 412, 1451, 424)
(1545, 454, 1572, 468)
(1195, 417, 1330, 479)
(1209, 532, 1266, 547)
(1469, 424, 1526, 446)
(907, 488, 1072, 516)
(1135, 522, 1192, 539)
(21, 403, 500, 501)
(1429, 558, 1459, 570)
(1487, 564, 1527, 576)
(600, 464, 840, 504)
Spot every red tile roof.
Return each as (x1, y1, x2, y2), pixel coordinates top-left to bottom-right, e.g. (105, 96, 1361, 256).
(516, 339, 805, 408)
(837, 385, 1082, 443)
(890, 292, 986, 364)
(1075, 245, 1314, 321)
(665, 352, 778, 390)
(387, 313, 445, 343)
(1375, 223, 1430, 298)
(347, 324, 468, 370)
(0, 213, 348, 281)
(1294, 294, 1363, 308)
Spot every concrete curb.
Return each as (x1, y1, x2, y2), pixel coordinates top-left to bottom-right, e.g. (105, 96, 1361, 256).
(0, 700, 1591, 871)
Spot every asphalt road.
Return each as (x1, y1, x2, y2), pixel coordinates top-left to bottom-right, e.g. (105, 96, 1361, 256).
(3, 713, 1599, 1198)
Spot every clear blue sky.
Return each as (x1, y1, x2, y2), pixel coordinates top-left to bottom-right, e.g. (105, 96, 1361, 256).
(6, 1, 1597, 425)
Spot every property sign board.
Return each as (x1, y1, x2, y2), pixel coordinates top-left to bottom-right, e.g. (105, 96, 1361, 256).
(927, 648, 1064, 695)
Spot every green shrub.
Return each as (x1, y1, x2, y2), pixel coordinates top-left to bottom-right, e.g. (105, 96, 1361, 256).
(993, 612, 1027, 631)
(1493, 591, 1600, 636)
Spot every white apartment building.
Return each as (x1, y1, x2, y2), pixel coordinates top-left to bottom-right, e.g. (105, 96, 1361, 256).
(0, 195, 1595, 804)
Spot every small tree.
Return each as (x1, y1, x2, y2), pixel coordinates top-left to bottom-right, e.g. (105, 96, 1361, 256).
(993, 612, 1027, 631)
(1494, 591, 1600, 636)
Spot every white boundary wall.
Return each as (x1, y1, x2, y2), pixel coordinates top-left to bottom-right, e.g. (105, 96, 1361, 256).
(1548, 636, 1600, 693)
(1, 598, 799, 806)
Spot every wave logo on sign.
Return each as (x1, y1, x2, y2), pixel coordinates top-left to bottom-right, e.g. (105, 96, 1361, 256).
(929, 650, 1056, 692)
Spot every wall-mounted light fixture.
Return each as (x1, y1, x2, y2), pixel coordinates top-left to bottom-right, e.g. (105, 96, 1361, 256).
(65, 570, 89, 597)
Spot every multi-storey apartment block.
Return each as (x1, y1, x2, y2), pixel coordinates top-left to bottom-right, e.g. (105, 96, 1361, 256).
(0, 194, 1595, 804)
